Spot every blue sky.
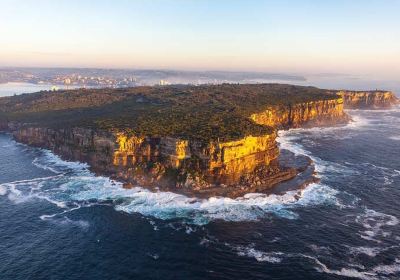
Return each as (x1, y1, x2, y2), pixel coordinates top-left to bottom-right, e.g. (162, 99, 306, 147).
(0, 0, 399, 77)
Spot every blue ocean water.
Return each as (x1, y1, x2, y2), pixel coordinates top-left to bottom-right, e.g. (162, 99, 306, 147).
(0, 108, 399, 279)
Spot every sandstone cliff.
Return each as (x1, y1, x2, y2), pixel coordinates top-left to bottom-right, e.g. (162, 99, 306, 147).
(340, 90, 399, 109)
(12, 126, 288, 197)
(250, 97, 349, 129)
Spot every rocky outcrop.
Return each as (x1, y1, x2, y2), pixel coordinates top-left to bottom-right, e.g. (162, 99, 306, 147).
(8, 96, 349, 198)
(250, 97, 349, 128)
(12, 126, 289, 197)
(340, 90, 399, 109)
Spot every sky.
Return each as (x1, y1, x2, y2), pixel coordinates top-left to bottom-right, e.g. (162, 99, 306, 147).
(1, 0, 400, 78)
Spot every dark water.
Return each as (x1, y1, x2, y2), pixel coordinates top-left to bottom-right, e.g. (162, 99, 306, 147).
(1, 108, 399, 280)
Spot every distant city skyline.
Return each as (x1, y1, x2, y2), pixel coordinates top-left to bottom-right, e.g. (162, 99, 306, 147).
(1, 0, 399, 79)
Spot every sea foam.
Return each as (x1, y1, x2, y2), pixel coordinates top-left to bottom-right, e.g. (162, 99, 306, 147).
(0, 144, 341, 225)
(0, 185, 7, 196)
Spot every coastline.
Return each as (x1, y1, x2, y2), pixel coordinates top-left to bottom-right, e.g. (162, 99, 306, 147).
(2, 121, 347, 200)
(0, 106, 397, 224)
(1, 111, 362, 229)
(7, 118, 348, 199)
(1, 85, 398, 199)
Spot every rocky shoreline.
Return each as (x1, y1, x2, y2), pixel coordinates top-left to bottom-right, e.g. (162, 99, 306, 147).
(5, 98, 349, 198)
(3, 124, 318, 199)
(1, 86, 398, 198)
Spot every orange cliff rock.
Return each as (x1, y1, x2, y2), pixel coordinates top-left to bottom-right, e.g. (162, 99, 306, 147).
(250, 97, 349, 128)
(206, 134, 279, 184)
(340, 90, 399, 109)
(110, 132, 280, 186)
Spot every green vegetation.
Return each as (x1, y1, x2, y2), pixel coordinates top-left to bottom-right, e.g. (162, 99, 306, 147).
(0, 84, 339, 142)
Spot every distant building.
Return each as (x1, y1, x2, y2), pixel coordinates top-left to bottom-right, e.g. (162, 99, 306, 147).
(159, 79, 170, 86)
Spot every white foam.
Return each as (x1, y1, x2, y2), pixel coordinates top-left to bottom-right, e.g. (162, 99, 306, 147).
(0, 185, 7, 196)
(305, 254, 400, 280)
(221, 245, 400, 279)
(71, 181, 341, 224)
(34, 194, 68, 208)
(1, 174, 64, 185)
(348, 246, 383, 257)
(32, 157, 61, 174)
(33, 149, 88, 174)
(0, 175, 67, 207)
(312, 259, 377, 280)
(146, 253, 159, 260)
(2, 127, 358, 225)
(1, 141, 344, 225)
(148, 220, 159, 231)
(345, 114, 372, 129)
(41, 216, 90, 229)
(356, 209, 399, 243)
(373, 259, 400, 275)
(39, 204, 83, 220)
(383, 175, 394, 186)
(309, 244, 333, 255)
(298, 254, 371, 280)
(233, 244, 283, 263)
(227, 246, 400, 279)
(347, 106, 400, 114)
(277, 130, 357, 176)
(6, 183, 34, 204)
(73, 182, 338, 224)
(56, 217, 89, 228)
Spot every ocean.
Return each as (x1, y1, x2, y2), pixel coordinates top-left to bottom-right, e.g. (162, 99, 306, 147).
(0, 106, 399, 279)
(0, 82, 88, 97)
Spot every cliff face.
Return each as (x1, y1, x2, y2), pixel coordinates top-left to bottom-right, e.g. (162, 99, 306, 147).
(250, 97, 349, 129)
(14, 127, 116, 172)
(205, 134, 279, 185)
(340, 90, 399, 109)
(12, 126, 284, 197)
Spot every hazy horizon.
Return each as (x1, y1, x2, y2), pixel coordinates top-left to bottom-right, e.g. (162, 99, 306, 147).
(1, 0, 399, 80)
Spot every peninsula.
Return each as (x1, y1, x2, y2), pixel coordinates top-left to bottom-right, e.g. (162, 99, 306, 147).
(0, 84, 397, 197)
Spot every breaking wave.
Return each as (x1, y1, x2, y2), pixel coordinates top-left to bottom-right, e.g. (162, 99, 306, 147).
(277, 113, 371, 177)
(0, 145, 341, 225)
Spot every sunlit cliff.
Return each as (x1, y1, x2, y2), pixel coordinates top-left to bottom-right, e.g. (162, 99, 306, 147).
(250, 97, 348, 128)
(340, 90, 399, 109)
